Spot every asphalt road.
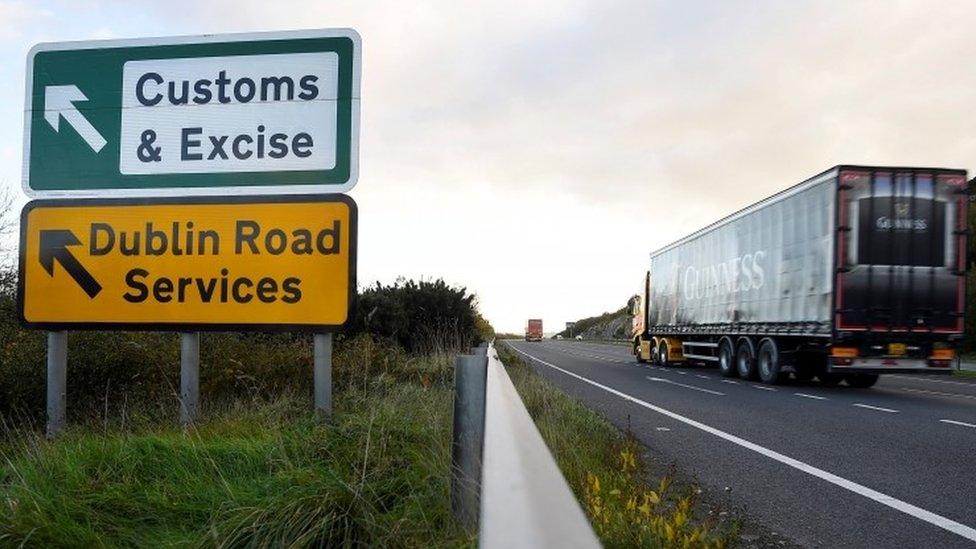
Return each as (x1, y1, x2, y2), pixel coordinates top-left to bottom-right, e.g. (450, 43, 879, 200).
(503, 339, 976, 548)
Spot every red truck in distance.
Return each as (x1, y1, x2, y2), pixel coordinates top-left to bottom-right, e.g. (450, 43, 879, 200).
(525, 319, 543, 342)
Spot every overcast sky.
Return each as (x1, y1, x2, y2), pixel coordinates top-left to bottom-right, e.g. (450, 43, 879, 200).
(1, 0, 974, 333)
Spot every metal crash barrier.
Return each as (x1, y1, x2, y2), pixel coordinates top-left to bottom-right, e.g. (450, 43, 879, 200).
(451, 341, 600, 548)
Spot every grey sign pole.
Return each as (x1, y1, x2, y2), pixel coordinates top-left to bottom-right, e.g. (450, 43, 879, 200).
(180, 332, 200, 427)
(46, 331, 68, 438)
(314, 333, 333, 418)
(451, 351, 488, 529)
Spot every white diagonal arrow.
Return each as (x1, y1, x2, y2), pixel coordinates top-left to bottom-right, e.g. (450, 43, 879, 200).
(44, 85, 107, 153)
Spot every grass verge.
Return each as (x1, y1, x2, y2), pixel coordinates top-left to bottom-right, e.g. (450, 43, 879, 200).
(0, 347, 473, 547)
(497, 345, 731, 547)
(954, 369, 976, 379)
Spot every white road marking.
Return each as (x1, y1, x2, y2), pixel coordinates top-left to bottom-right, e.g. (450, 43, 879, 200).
(795, 393, 828, 400)
(674, 371, 688, 375)
(646, 376, 725, 396)
(721, 379, 739, 385)
(853, 403, 899, 413)
(696, 374, 711, 380)
(508, 345, 976, 543)
(900, 387, 976, 401)
(752, 385, 778, 392)
(939, 419, 976, 429)
(656, 427, 671, 432)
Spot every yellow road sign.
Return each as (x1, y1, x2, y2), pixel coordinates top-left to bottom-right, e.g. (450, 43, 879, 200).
(18, 195, 356, 331)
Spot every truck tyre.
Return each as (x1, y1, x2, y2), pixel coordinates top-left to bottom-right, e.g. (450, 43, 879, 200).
(659, 342, 670, 367)
(735, 338, 757, 380)
(718, 338, 736, 377)
(635, 339, 646, 364)
(757, 338, 784, 385)
(845, 374, 880, 388)
(818, 373, 844, 387)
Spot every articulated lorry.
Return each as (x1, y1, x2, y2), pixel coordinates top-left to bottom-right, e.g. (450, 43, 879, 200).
(525, 319, 544, 342)
(630, 165, 969, 387)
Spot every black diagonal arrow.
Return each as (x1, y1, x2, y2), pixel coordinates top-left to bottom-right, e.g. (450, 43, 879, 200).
(39, 229, 102, 298)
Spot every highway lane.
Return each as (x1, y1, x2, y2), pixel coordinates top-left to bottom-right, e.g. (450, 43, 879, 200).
(503, 339, 976, 548)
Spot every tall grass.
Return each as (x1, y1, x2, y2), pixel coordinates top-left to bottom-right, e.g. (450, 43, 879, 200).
(0, 338, 475, 547)
(498, 346, 731, 548)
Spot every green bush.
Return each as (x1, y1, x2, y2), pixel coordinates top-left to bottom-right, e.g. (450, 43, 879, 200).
(350, 278, 489, 353)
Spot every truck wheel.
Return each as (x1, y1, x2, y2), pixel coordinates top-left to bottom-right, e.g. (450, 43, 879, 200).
(735, 339, 757, 380)
(818, 373, 844, 387)
(635, 340, 646, 364)
(659, 343, 670, 367)
(845, 374, 879, 388)
(757, 338, 784, 385)
(718, 339, 736, 377)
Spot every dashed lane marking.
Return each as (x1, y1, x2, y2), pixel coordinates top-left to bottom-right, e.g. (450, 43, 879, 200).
(939, 419, 976, 429)
(646, 376, 726, 396)
(795, 393, 828, 401)
(852, 403, 899, 413)
(753, 385, 778, 392)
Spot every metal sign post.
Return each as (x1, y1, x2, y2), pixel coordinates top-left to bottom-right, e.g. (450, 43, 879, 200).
(45, 331, 67, 438)
(180, 332, 200, 427)
(314, 333, 333, 419)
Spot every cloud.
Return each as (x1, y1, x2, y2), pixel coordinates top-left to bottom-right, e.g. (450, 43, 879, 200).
(0, 1, 50, 41)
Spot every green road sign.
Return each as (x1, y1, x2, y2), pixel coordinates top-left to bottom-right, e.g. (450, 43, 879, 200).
(23, 29, 360, 197)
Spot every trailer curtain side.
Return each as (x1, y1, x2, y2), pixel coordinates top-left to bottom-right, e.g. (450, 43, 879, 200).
(647, 172, 836, 336)
(646, 166, 969, 338)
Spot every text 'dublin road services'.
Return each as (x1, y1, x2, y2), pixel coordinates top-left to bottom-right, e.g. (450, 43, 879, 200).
(18, 196, 357, 331)
(23, 29, 360, 196)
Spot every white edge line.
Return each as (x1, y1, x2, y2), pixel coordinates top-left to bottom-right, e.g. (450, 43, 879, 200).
(852, 403, 899, 413)
(939, 419, 976, 429)
(507, 345, 976, 543)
